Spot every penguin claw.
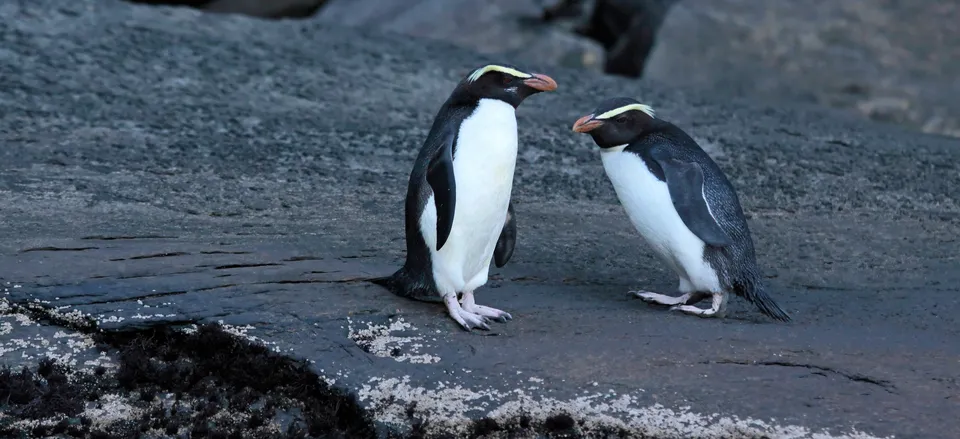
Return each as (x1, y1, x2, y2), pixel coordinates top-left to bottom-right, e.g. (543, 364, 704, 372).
(464, 304, 512, 323)
(631, 290, 687, 306)
(459, 292, 513, 323)
(445, 295, 492, 331)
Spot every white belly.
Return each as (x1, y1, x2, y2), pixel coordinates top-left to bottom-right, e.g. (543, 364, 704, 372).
(420, 99, 518, 295)
(600, 147, 721, 292)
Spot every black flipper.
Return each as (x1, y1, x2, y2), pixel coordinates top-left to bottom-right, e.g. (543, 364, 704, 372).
(426, 126, 457, 250)
(652, 155, 732, 247)
(493, 201, 517, 268)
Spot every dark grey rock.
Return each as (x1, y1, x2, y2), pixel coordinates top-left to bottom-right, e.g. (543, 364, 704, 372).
(564, 0, 678, 78)
(1, 0, 959, 437)
(646, 0, 960, 138)
(313, 0, 606, 72)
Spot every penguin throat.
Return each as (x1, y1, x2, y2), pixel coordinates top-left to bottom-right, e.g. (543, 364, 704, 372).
(600, 144, 629, 154)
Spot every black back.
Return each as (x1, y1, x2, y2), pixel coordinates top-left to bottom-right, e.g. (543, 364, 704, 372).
(625, 121, 789, 320)
(372, 102, 476, 302)
(372, 64, 541, 301)
(578, 97, 788, 320)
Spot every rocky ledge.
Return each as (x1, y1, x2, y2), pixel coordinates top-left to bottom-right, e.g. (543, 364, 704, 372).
(1, 0, 958, 438)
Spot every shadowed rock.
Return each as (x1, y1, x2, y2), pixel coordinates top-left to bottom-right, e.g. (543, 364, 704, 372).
(125, 0, 328, 19)
(544, 0, 678, 78)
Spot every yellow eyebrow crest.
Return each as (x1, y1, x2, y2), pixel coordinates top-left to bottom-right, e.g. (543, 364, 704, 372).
(595, 103, 655, 120)
(467, 65, 532, 83)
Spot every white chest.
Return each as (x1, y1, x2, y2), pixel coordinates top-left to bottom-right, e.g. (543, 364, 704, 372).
(452, 99, 519, 191)
(420, 99, 519, 290)
(600, 147, 709, 278)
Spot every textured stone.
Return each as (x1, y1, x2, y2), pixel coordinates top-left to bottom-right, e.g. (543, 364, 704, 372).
(646, 0, 960, 138)
(313, 0, 606, 71)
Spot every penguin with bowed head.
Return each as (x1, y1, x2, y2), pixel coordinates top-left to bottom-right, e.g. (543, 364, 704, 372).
(372, 63, 558, 331)
(571, 97, 790, 322)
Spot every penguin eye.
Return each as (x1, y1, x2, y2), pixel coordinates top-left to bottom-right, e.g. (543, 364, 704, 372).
(615, 116, 628, 124)
(502, 75, 513, 85)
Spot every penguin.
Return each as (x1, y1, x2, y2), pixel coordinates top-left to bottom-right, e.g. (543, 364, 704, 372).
(571, 97, 790, 322)
(372, 63, 558, 331)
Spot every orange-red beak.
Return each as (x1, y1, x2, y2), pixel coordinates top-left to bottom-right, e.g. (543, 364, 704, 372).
(572, 114, 603, 133)
(523, 73, 558, 92)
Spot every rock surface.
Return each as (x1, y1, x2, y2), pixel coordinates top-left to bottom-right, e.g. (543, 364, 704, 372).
(313, 0, 606, 72)
(1, 0, 959, 438)
(646, 0, 960, 138)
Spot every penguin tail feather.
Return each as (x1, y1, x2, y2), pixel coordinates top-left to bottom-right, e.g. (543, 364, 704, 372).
(368, 268, 443, 303)
(741, 280, 791, 322)
(368, 273, 399, 292)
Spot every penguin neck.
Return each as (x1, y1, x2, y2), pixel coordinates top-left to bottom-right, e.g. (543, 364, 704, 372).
(599, 144, 629, 154)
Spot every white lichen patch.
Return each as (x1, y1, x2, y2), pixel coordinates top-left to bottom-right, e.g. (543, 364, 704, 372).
(130, 313, 178, 320)
(83, 393, 142, 428)
(346, 317, 440, 364)
(217, 320, 280, 352)
(0, 299, 114, 371)
(357, 376, 892, 439)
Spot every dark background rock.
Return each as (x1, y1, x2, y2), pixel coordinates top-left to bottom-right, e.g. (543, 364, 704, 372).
(312, 0, 606, 72)
(1, 0, 959, 438)
(645, 0, 960, 138)
(113, 0, 960, 138)
(545, 0, 678, 78)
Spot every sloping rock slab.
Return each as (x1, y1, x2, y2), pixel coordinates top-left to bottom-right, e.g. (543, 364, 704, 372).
(1, 0, 959, 438)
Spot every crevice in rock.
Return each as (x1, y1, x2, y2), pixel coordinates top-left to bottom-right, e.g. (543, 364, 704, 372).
(265, 278, 365, 285)
(705, 359, 897, 392)
(123, 0, 330, 20)
(83, 290, 189, 305)
(81, 235, 178, 241)
(127, 252, 192, 260)
(214, 263, 283, 270)
(112, 270, 205, 280)
(20, 247, 99, 253)
(283, 256, 323, 262)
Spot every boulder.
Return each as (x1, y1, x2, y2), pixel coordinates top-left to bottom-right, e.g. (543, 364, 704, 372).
(645, 0, 960, 137)
(313, 0, 606, 71)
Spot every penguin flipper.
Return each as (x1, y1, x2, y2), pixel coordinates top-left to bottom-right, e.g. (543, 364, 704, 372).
(426, 126, 457, 250)
(654, 157, 733, 248)
(493, 200, 517, 268)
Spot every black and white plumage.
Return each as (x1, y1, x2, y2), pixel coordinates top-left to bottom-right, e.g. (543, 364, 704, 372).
(372, 64, 558, 331)
(572, 97, 790, 321)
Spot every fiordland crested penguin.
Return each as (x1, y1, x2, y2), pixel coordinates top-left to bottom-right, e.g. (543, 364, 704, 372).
(571, 97, 790, 321)
(372, 64, 558, 331)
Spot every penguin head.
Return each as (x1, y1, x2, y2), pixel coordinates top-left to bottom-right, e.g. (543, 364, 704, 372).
(571, 97, 658, 148)
(453, 63, 558, 108)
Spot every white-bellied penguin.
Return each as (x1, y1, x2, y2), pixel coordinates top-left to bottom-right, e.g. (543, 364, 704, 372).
(372, 63, 558, 331)
(571, 97, 790, 322)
